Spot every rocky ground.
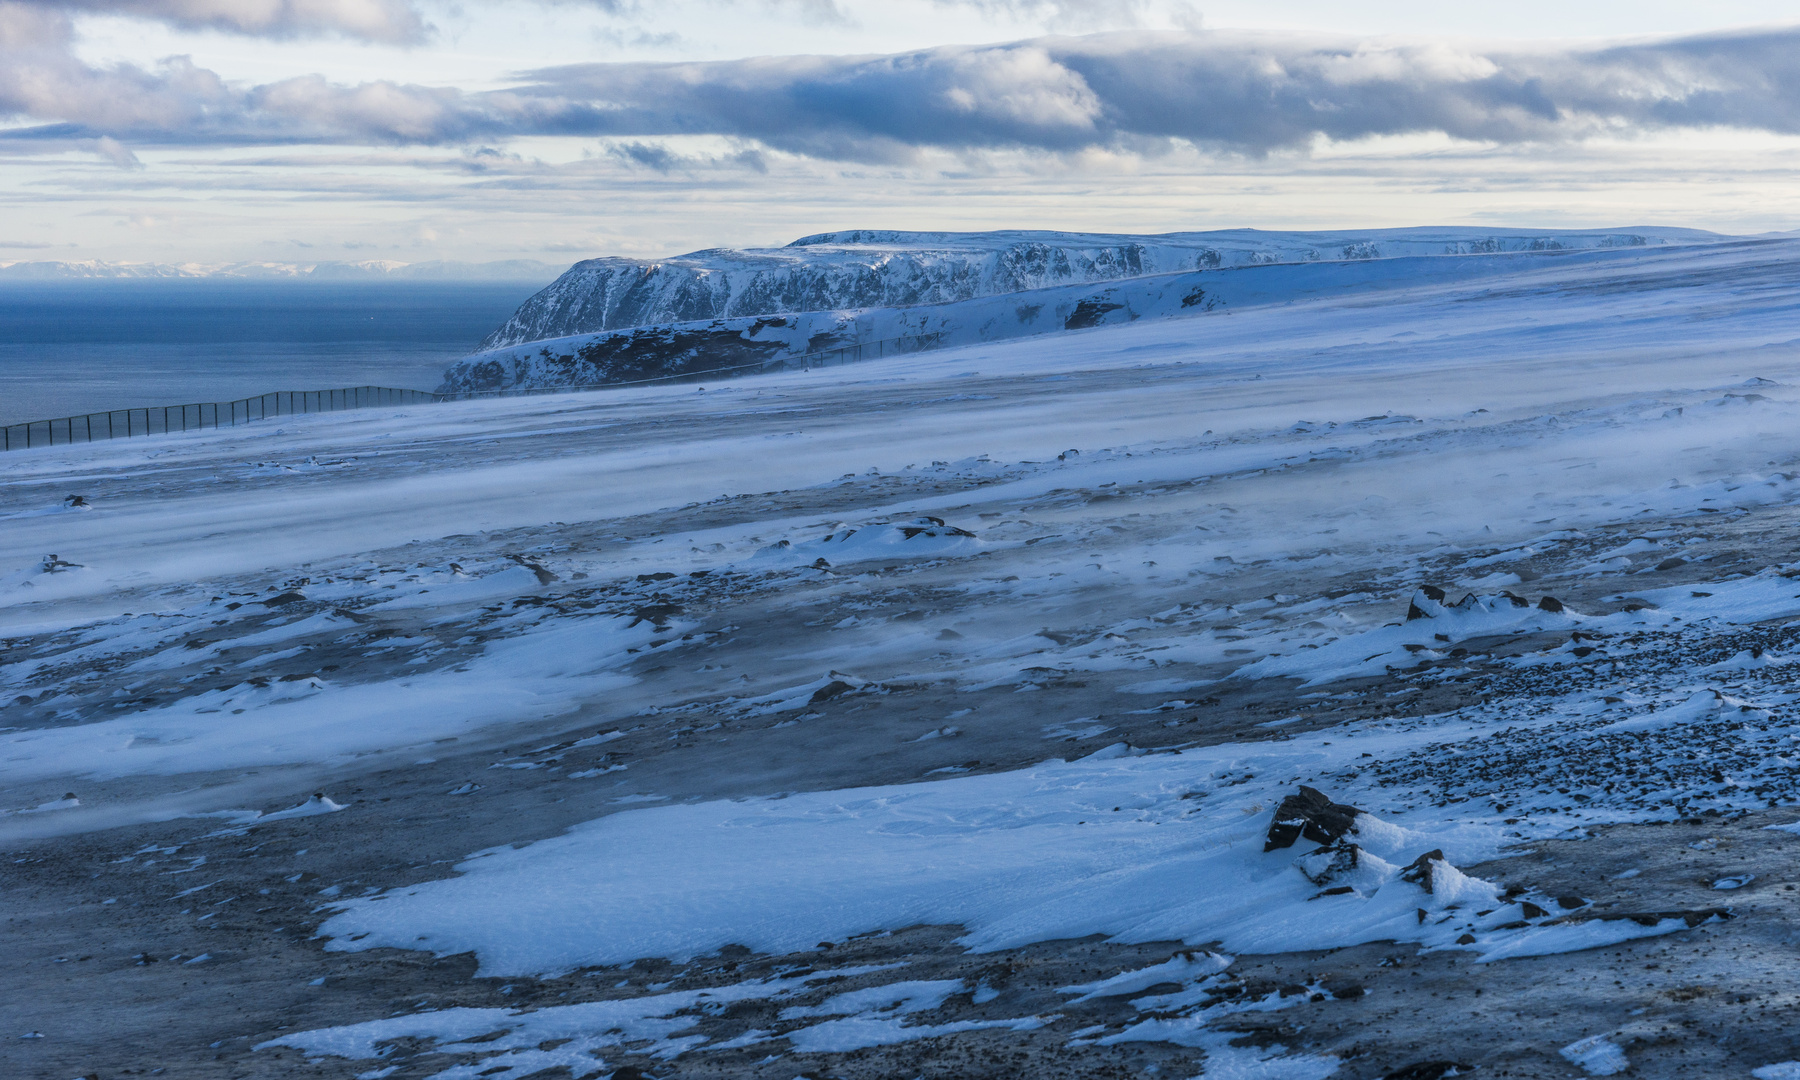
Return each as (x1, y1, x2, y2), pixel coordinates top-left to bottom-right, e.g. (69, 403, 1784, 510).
(7, 241, 1800, 1079)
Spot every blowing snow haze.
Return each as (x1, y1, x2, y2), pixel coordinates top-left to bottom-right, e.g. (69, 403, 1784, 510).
(8, 2, 1800, 1079)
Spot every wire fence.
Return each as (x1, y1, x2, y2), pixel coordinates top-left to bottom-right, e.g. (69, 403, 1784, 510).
(2, 386, 440, 452)
(0, 332, 932, 453)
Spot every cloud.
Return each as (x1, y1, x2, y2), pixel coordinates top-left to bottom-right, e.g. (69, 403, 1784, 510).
(15, 0, 427, 41)
(87, 134, 143, 167)
(607, 140, 681, 171)
(6, 23, 1800, 160)
(502, 28, 1800, 157)
(934, 0, 1152, 32)
(604, 139, 771, 172)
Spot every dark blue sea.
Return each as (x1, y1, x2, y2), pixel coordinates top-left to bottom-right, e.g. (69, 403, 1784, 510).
(0, 280, 547, 425)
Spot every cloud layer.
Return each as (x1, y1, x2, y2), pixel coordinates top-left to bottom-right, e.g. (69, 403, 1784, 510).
(12, 0, 426, 41)
(6, 17, 1800, 158)
(508, 28, 1800, 158)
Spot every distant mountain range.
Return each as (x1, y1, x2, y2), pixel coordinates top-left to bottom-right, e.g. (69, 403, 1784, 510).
(0, 259, 562, 282)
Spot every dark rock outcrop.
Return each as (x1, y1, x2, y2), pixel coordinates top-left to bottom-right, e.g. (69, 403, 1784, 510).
(1265, 786, 1362, 851)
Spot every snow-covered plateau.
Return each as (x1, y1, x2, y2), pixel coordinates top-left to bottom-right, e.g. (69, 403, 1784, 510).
(7, 234, 1800, 1079)
(463, 227, 1715, 375)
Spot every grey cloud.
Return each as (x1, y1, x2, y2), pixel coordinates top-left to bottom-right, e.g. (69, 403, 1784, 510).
(501, 28, 1800, 157)
(608, 140, 681, 171)
(14, 0, 427, 41)
(605, 140, 771, 172)
(7, 24, 1800, 159)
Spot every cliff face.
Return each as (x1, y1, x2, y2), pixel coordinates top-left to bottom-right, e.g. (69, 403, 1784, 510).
(442, 237, 1696, 394)
(475, 228, 1698, 351)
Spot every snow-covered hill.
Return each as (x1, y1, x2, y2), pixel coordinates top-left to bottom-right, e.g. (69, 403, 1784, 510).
(443, 237, 1735, 393)
(477, 227, 1720, 351)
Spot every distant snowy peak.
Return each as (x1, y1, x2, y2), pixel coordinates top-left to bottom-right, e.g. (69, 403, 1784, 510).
(0, 259, 561, 282)
(480, 227, 1722, 350)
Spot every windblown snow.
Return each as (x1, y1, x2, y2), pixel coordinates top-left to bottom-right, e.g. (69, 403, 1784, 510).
(5, 231, 1800, 1079)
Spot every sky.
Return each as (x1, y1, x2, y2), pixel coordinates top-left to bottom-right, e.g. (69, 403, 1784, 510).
(3, 0, 1800, 265)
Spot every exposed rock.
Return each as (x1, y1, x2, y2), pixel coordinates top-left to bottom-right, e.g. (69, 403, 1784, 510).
(1406, 585, 1448, 621)
(1382, 1063, 1472, 1080)
(1294, 841, 1366, 885)
(1294, 839, 1399, 897)
(1400, 849, 1448, 893)
(628, 603, 683, 629)
(809, 680, 857, 704)
(1547, 907, 1734, 928)
(1265, 786, 1362, 851)
(897, 517, 976, 540)
(504, 554, 556, 585)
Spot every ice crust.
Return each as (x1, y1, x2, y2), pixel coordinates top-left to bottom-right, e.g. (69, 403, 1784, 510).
(316, 727, 1677, 976)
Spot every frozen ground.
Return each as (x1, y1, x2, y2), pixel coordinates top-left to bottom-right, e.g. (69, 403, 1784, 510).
(6, 237, 1800, 1078)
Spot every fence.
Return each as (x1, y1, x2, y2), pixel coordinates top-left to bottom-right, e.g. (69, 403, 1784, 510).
(1, 386, 440, 452)
(0, 333, 930, 453)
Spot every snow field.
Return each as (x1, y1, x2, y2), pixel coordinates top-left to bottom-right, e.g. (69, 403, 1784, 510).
(6, 236, 1800, 1076)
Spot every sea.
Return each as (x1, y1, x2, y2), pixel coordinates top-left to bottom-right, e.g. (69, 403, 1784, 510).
(0, 279, 548, 426)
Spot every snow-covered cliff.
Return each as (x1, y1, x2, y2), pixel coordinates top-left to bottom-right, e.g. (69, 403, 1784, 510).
(443, 239, 1716, 394)
(476, 227, 1715, 351)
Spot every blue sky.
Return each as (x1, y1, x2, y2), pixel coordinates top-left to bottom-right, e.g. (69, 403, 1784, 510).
(4, 1, 1800, 264)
